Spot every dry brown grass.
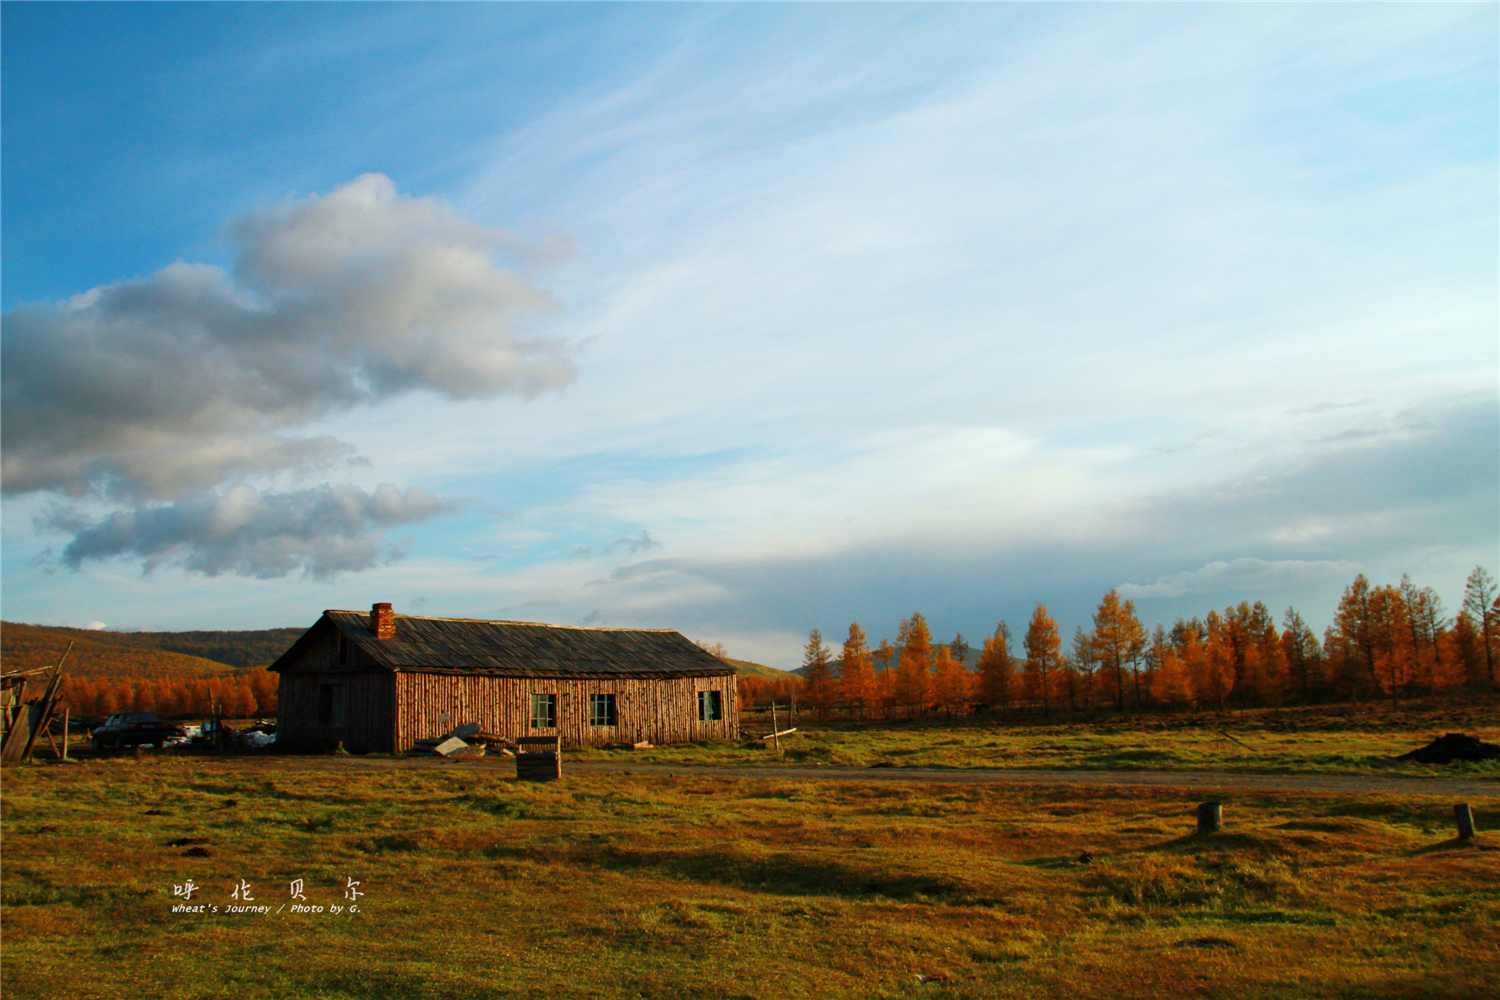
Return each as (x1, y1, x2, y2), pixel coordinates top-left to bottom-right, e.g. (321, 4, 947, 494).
(2, 755, 1496, 999)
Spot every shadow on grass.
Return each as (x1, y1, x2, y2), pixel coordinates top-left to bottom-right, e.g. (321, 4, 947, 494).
(1142, 831, 1290, 857)
(1407, 836, 1495, 856)
(484, 841, 998, 904)
(307, 968, 446, 1000)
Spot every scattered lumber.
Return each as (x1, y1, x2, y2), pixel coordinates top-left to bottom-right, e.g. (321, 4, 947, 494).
(759, 727, 798, 741)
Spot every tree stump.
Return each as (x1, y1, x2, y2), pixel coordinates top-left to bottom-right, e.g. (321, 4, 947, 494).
(1196, 802, 1223, 834)
(1454, 803, 1476, 841)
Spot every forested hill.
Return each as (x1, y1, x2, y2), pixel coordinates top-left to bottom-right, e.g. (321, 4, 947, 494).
(1, 622, 304, 679)
(724, 657, 795, 680)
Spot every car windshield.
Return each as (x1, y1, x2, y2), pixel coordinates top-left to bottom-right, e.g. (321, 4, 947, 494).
(127, 712, 159, 723)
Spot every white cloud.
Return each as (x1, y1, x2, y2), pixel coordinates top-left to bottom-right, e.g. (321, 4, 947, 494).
(2, 174, 572, 501)
(1119, 558, 1361, 600)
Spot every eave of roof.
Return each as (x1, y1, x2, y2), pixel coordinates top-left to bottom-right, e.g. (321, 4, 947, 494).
(269, 610, 735, 679)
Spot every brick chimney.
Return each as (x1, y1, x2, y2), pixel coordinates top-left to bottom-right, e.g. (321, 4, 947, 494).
(371, 602, 395, 640)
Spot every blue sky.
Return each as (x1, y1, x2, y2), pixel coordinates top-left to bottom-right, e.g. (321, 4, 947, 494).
(3, 2, 1496, 667)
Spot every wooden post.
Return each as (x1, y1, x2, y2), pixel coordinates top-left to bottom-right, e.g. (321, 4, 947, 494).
(1196, 802, 1223, 834)
(1454, 803, 1476, 841)
(770, 702, 781, 753)
(61, 707, 69, 761)
(20, 672, 63, 763)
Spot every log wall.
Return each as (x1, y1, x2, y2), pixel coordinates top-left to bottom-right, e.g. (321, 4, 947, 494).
(394, 672, 738, 751)
(276, 626, 737, 752)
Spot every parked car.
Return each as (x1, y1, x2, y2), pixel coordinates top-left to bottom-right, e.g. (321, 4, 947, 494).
(91, 712, 185, 749)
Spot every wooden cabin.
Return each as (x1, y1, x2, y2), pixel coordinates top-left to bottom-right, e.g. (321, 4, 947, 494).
(269, 604, 738, 753)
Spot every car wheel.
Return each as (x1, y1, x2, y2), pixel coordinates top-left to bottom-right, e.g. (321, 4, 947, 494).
(113, 735, 125, 750)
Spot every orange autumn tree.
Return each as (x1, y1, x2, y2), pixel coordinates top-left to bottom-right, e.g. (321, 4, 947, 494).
(894, 613, 933, 717)
(1198, 613, 1235, 711)
(1281, 608, 1323, 703)
(976, 621, 1016, 711)
(1023, 605, 1062, 716)
(1091, 589, 1146, 711)
(1462, 566, 1498, 689)
(872, 637, 899, 718)
(839, 623, 876, 718)
(932, 646, 969, 717)
(1150, 631, 1194, 709)
(801, 628, 837, 719)
(1069, 626, 1097, 710)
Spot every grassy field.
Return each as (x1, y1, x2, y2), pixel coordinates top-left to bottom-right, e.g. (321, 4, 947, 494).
(573, 703, 1500, 780)
(3, 751, 1497, 999)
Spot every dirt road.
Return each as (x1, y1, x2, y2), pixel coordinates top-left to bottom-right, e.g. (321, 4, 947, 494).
(172, 753, 1499, 799)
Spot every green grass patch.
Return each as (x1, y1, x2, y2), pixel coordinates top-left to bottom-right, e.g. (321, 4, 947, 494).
(573, 702, 1500, 781)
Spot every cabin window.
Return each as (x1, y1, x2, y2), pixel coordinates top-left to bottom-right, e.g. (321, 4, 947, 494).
(317, 684, 345, 727)
(530, 693, 557, 729)
(589, 693, 617, 727)
(697, 690, 723, 722)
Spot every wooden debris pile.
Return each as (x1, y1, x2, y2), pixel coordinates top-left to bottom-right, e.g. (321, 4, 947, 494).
(405, 721, 519, 758)
(1, 641, 72, 764)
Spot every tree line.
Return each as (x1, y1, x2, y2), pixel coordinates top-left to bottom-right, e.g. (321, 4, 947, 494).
(739, 567, 1499, 717)
(50, 670, 279, 721)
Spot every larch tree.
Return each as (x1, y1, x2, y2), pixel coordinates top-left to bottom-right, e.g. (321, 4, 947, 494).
(948, 633, 971, 667)
(1368, 584, 1415, 708)
(1462, 566, 1498, 688)
(249, 670, 279, 714)
(1200, 613, 1234, 711)
(1070, 626, 1096, 710)
(1281, 608, 1322, 704)
(932, 646, 970, 717)
(1443, 613, 1486, 692)
(1150, 641, 1194, 709)
(1400, 574, 1446, 691)
(873, 637, 898, 718)
(1091, 589, 1146, 711)
(1246, 602, 1287, 707)
(1331, 574, 1378, 699)
(801, 628, 837, 719)
(1023, 605, 1062, 717)
(976, 622, 1015, 711)
(895, 613, 933, 717)
(840, 623, 876, 718)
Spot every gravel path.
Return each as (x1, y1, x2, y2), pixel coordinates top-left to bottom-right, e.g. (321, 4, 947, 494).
(567, 761, 1500, 798)
(179, 753, 1499, 798)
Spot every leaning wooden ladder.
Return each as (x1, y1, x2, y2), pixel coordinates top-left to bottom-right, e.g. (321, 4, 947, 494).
(515, 736, 561, 781)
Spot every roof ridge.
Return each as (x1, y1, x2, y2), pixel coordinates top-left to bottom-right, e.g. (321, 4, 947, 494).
(322, 610, 682, 633)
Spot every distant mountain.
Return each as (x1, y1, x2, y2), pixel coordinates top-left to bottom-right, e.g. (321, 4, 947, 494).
(1, 622, 252, 681)
(722, 657, 797, 680)
(791, 649, 981, 676)
(38, 625, 306, 670)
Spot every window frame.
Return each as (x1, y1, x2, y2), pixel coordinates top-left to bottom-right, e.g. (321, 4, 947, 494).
(530, 692, 557, 729)
(697, 690, 723, 722)
(588, 693, 617, 727)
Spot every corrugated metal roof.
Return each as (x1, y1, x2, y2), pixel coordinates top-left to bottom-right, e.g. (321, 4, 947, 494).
(273, 610, 734, 679)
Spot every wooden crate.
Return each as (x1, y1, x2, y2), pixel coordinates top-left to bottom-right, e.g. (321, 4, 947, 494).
(516, 736, 561, 781)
